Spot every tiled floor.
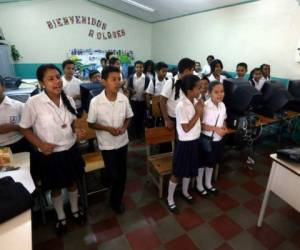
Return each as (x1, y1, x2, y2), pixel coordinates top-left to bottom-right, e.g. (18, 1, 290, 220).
(32, 137, 300, 250)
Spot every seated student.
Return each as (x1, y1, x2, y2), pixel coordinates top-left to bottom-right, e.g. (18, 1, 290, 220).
(199, 76, 210, 101)
(160, 58, 195, 132)
(197, 81, 228, 196)
(97, 58, 107, 74)
(249, 67, 265, 91)
(128, 61, 150, 138)
(260, 63, 271, 81)
(201, 55, 214, 76)
(61, 59, 83, 110)
(19, 64, 86, 235)
(194, 61, 202, 78)
(208, 59, 227, 83)
(87, 66, 133, 214)
(166, 75, 203, 213)
(144, 60, 155, 81)
(236, 62, 248, 80)
(0, 76, 30, 153)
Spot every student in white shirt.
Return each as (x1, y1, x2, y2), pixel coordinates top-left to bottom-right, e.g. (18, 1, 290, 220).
(109, 57, 127, 93)
(208, 59, 227, 83)
(128, 61, 150, 138)
(249, 67, 265, 91)
(198, 81, 228, 196)
(61, 59, 83, 110)
(0, 77, 30, 153)
(201, 55, 214, 76)
(199, 76, 210, 101)
(236, 62, 248, 80)
(88, 66, 133, 214)
(260, 64, 271, 81)
(194, 61, 202, 78)
(19, 64, 86, 235)
(160, 58, 196, 132)
(144, 60, 155, 81)
(166, 75, 203, 213)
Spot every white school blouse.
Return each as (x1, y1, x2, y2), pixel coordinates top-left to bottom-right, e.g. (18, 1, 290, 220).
(0, 96, 24, 146)
(202, 98, 227, 142)
(62, 75, 82, 108)
(87, 91, 134, 150)
(145, 75, 166, 96)
(208, 74, 226, 83)
(176, 95, 201, 141)
(201, 64, 211, 76)
(160, 75, 183, 118)
(19, 91, 77, 152)
(251, 78, 266, 91)
(130, 73, 146, 102)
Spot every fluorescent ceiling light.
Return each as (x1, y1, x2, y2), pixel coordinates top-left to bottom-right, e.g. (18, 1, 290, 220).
(121, 0, 155, 12)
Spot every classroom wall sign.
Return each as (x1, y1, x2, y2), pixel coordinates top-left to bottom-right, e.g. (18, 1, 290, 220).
(46, 15, 126, 40)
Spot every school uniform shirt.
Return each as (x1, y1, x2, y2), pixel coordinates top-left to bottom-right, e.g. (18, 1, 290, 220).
(160, 75, 183, 118)
(0, 96, 24, 146)
(262, 76, 271, 81)
(201, 64, 211, 76)
(62, 75, 83, 108)
(19, 91, 77, 152)
(130, 73, 146, 101)
(251, 78, 265, 91)
(146, 72, 154, 81)
(176, 95, 201, 141)
(87, 91, 134, 151)
(199, 92, 210, 102)
(202, 98, 227, 142)
(166, 72, 173, 79)
(145, 75, 166, 96)
(193, 71, 202, 78)
(208, 74, 226, 83)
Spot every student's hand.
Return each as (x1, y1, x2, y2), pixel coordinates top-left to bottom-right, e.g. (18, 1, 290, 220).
(165, 118, 174, 130)
(123, 89, 130, 98)
(116, 127, 126, 135)
(108, 127, 120, 136)
(215, 127, 227, 137)
(73, 94, 81, 100)
(39, 143, 57, 155)
(75, 128, 86, 140)
(195, 100, 204, 115)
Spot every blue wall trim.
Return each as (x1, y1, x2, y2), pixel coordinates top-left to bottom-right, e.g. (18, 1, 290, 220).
(14, 63, 62, 79)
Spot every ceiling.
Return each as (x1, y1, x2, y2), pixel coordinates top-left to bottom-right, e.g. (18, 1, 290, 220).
(88, 0, 258, 23)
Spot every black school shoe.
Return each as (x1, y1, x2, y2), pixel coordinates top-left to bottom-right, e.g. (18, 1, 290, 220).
(181, 193, 195, 204)
(56, 219, 67, 236)
(72, 211, 87, 225)
(195, 188, 210, 198)
(165, 200, 179, 214)
(205, 186, 219, 195)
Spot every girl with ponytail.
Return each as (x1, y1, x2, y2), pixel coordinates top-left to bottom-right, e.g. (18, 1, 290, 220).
(19, 64, 86, 235)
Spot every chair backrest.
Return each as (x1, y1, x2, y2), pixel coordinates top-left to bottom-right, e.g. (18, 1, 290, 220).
(75, 112, 96, 140)
(145, 127, 175, 145)
(151, 96, 161, 118)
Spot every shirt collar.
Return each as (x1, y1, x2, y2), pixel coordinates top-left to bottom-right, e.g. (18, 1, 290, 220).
(206, 98, 221, 109)
(0, 96, 13, 106)
(134, 73, 145, 79)
(97, 90, 125, 104)
(40, 91, 63, 108)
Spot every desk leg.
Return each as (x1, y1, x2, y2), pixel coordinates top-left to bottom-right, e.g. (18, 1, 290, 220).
(257, 161, 276, 227)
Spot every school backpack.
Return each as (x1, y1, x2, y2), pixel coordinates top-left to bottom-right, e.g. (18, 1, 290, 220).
(127, 74, 151, 91)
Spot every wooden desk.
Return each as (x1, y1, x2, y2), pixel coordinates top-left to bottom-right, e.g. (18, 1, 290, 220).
(257, 154, 300, 227)
(0, 152, 35, 250)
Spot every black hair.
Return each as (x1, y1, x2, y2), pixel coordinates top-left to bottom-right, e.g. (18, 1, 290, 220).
(177, 58, 195, 74)
(144, 60, 155, 76)
(176, 75, 200, 98)
(36, 64, 79, 118)
(207, 55, 215, 61)
(109, 57, 120, 66)
(260, 64, 270, 70)
(200, 75, 210, 82)
(249, 67, 262, 80)
(236, 62, 248, 70)
(210, 59, 223, 73)
(101, 66, 120, 80)
(62, 59, 75, 70)
(105, 51, 114, 60)
(208, 80, 222, 93)
(134, 60, 144, 67)
(155, 62, 168, 71)
(89, 70, 100, 80)
(100, 57, 107, 63)
(0, 75, 4, 86)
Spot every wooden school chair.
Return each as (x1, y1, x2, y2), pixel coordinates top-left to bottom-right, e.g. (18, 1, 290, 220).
(145, 127, 175, 198)
(75, 112, 106, 211)
(150, 95, 163, 127)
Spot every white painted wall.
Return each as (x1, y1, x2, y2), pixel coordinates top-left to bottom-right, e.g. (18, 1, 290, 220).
(152, 0, 300, 79)
(0, 0, 152, 63)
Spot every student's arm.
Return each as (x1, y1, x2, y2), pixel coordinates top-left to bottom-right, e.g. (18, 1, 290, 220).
(116, 118, 131, 135)
(88, 122, 119, 136)
(0, 124, 19, 134)
(201, 124, 226, 137)
(181, 101, 203, 133)
(160, 96, 174, 130)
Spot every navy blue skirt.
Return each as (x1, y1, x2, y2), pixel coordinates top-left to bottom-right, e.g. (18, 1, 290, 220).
(172, 139, 200, 178)
(31, 143, 85, 190)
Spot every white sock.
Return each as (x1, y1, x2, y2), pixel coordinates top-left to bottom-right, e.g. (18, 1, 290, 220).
(68, 189, 79, 216)
(182, 178, 191, 197)
(205, 167, 214, 189)
(167, 180, 177, 205)
(196, 168, 205, 191)
(52, 194, 66, 221)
